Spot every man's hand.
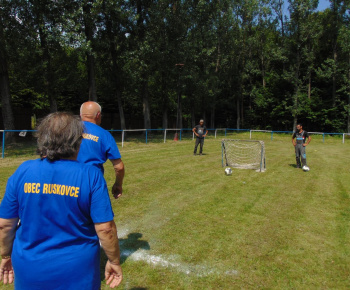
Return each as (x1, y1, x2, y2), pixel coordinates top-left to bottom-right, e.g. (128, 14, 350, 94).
(303, 143, 308, 147)
(105, 260, 123, 288)
(110, 159, 124, 200)
(112, 183, 122, 199)
(0, 258, 14, 285)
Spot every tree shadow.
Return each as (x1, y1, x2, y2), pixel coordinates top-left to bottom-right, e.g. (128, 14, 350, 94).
(100, 233, 150, 281)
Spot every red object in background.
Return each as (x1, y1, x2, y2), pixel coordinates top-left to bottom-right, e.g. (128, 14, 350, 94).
(174, 133, 178, 141)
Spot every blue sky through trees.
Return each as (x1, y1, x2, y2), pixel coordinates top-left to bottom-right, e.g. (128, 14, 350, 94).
(283, 0, 331, 15)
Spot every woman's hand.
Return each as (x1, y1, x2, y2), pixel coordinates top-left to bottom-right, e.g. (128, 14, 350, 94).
(0, 257, 14, 284)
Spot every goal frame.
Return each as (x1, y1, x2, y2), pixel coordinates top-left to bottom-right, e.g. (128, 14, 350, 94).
(221, 139, 266, 172)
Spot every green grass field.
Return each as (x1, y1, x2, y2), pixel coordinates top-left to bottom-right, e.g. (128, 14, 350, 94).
(0, 133, 349, 289)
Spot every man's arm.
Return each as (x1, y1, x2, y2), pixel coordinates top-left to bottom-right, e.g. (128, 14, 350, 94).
(192, 127, 199, 137)
(303, 135, 311, 146)
(203, 127, 208, 137)
(95, 221, 122, 288)
(110, 159, 125, 199)
(292, 134, 296, 146)
(0, 218, 18, 285)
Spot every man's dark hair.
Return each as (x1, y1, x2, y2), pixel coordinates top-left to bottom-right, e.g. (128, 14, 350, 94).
(297, 123, 302, 127)
(36, 112, 84, 161)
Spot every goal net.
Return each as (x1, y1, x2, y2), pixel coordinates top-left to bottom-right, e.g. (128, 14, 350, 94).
(222, 139, 266, 172)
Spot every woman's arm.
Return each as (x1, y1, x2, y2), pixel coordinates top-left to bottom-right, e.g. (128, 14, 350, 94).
(0, 217, 18, 284)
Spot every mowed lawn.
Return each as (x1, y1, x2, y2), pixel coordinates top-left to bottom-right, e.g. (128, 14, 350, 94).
(0, 133, 349, 289)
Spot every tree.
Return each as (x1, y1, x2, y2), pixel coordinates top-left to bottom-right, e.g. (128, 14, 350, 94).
(82, 0, 98, 101)
(0, 15, 15, 132)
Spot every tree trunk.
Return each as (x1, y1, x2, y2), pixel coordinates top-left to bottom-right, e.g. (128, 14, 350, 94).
(116, 90, 126, 130)
(332, 49, 337, 107)
(104, 7, 125, 130)
(262, 60, 266, 88)
(348, 52, 350, 133)
(87, 54, 97, 101)
(0, 19, 15, 137)
(162, 95, 168, 129)
(261, 38, 266, 88)
(332, 2, 338, 108)
(161, 73, 168, 129)
(142, 79, 151, 129)
(83, 1, 97, 101)
(293, 86, 299, 130)
(162, 106, 168, 129)
(236, 95, 240, 129)
(241, 93, 244, 127)
(210, 104, 215, 128)
(308, 73, 311, 99)
(176, 91, 182, 129)
(191, 100, 195, 128)
(36, 8, 57, 112)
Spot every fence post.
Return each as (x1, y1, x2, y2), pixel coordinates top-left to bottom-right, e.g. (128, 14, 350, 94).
(271, 131, 273, 141)
(180, 130, 182, 141)
(122, 130, 124, 148)
(2, 130, 5, 158)
(250, 130, 252, 139)
(215, 129, 217, 139)
(323, 133, 325, 143)
(164, 129, 167, 143)
(343, 133, 345, 144)
(221, 141, 224, 167)
(145, 130, 148, 144)
(225, 128, 227, 137)
(192, 131, 194, 140)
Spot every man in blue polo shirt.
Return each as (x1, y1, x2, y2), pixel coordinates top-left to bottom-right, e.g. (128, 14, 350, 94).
(78, 101, 125, 199)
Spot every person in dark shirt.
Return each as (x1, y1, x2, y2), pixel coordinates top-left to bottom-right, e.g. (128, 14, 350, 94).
(192, 119, 208, 155)
(292, 123, 311, 168)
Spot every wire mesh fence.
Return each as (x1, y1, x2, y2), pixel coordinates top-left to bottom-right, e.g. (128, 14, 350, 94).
(249, 130, 349, 143)
(1, 128, 349, 158)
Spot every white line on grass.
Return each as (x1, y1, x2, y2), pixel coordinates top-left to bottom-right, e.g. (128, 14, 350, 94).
(118, 229, 238, 277)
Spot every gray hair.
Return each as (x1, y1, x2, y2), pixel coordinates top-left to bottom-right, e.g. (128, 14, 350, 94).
(36, 112, 84, 161)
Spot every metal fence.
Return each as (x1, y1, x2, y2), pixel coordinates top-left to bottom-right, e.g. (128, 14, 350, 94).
(249, 130, 350, 143)
(1, 128, 349, 158)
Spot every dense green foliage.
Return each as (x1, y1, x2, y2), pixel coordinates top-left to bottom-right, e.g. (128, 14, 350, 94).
(1, 0, 350, 131)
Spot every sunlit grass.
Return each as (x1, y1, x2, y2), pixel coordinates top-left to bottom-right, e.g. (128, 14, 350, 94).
(0, 135, 349, 289)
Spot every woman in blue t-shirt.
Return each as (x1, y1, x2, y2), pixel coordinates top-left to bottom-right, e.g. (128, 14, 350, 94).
(0, 112, 122, 289)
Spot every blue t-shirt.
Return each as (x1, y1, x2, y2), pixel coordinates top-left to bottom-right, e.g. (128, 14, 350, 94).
(77, 121, 121, 173)
(0, 158, 114, 290)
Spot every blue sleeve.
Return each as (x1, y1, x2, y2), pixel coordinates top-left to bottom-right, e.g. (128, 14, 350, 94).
(0, 175, 19, 219)
(90, 169, 114, 223)
(105, 132, 121, 160)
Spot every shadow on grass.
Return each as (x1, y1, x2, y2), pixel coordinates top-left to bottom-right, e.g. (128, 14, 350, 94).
(100, 233, 150, 281)
(5, 140, 37, 157)
(289, 164, 298, 168)
(119, 233, 150, 264)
